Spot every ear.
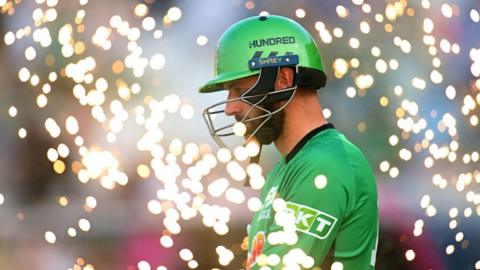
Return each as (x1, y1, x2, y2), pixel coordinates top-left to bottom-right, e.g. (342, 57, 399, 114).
(275, 67, 294, 90)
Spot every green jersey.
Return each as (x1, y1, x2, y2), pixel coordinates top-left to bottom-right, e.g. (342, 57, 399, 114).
(247, 124, 378, 269)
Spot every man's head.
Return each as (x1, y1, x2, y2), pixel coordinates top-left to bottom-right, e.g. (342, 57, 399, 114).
(200, 15, 326, 149)
(222, 67, 295, 142)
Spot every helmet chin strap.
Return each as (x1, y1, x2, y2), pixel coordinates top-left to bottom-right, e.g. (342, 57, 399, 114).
(242, 66, 297, 186)
(241, 66, 292, 145)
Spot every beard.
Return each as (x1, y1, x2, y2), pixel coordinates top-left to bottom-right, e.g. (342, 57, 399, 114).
(240, 109, 264, 138)
(241, 105, 285, 145)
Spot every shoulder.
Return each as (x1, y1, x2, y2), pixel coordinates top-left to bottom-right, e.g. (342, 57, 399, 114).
(283, 137, 352, 197)
(300, 130, 371, 174)
(297, 131, 353, 174)
(286, 129, 375, 198)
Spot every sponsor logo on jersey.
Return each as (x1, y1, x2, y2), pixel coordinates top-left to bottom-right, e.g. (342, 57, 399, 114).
(247, 231, 265, 270)
(258, 186, 278, 220)
(248, 36, 296, 48)
(264, 186, 278, 208)
(284, 202, 337, 239)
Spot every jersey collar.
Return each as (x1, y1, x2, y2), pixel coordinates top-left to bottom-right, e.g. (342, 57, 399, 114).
(285, 122, 335, 163)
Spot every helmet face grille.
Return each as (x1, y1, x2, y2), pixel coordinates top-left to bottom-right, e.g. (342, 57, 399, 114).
(202, 67, 298, 149)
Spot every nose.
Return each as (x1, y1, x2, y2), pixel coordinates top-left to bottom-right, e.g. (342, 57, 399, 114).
(225, 91, 242, 117)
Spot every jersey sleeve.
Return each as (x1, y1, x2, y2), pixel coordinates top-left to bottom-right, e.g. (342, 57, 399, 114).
(249, 152, 354, 269)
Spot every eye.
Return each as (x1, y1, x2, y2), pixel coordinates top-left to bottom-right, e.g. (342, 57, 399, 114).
(230, 88, 246, 97)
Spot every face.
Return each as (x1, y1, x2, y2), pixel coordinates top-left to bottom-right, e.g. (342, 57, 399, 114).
(223, 75, 264, 139)
(223, 75, 286, 142)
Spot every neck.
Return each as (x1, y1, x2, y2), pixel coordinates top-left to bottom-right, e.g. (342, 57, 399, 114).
(274, 91, 327, 156)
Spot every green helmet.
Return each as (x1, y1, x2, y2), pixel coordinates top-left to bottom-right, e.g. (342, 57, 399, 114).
(199, 15, 326, 93)
(200, 14, 327, 160)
